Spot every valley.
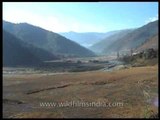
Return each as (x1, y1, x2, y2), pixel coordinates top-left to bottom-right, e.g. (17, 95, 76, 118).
(2, 3, 158, 118)
(3, 55, 120, 74)
(3, 54, 158, 118)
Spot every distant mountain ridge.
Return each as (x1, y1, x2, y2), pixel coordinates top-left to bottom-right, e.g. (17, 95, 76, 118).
(59, 30, 124, 47)
(101, 20, 158, 54)
(3, 21, 95, 57)
(89, 20, 158, 55)
(3, 20, 158, 62)
(89, 29, 134, 53)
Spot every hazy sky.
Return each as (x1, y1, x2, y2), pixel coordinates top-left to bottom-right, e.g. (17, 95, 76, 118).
(3, 2, 158, 33)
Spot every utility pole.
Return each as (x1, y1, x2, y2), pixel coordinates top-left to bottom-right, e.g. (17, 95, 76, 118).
(130, 49, 133, 56)
(117, 51, 120, 59)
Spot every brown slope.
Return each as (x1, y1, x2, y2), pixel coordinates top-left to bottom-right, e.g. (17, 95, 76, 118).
(102, 20, 158, 54)
(136, 34, 158, 52)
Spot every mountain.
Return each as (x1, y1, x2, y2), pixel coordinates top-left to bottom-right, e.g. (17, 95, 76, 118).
(102, 20, 158, 54)
(3, 30, 58, 67)
(59, 30, 122, 48)
(135, 34, 158, 52)
(3, 21, 95, 57)
(89, 29, 134, 54)
(3, 30, 40, 67)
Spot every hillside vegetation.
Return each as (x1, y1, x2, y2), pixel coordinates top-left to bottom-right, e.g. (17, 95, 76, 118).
(88, 20, 158, 55)
(3, 21, 95, 57)
(103, 20, 158, 54)
(135, 34, 158, 52)
(3, 30, 58, 67)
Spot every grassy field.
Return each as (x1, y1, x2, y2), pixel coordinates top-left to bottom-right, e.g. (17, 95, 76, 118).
(3, 65, 158, 118)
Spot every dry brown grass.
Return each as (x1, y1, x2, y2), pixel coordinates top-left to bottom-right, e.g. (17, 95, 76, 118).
(3, 65, 158, 118)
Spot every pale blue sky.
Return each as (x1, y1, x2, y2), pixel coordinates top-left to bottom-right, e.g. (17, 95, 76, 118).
(3, 2, 158, 32)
